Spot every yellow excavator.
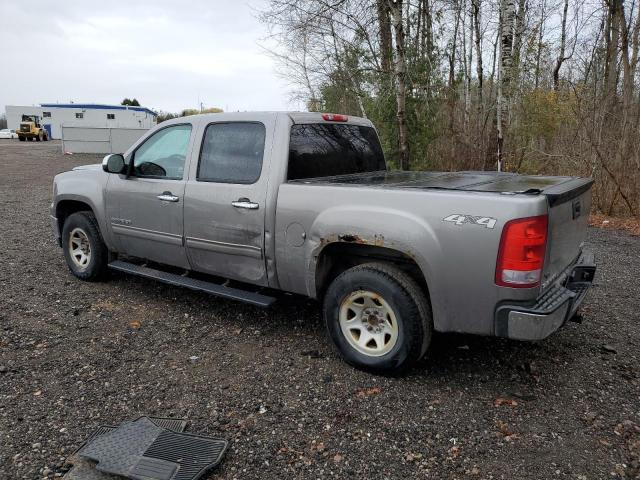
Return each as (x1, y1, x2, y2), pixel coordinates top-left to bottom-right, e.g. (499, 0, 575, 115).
(17, 115, 49, 142)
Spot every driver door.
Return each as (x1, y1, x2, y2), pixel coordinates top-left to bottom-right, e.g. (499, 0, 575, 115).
(106, 123, 194, 269)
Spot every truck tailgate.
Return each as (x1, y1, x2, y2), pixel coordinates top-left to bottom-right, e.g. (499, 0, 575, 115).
(542, 178, 593, 285)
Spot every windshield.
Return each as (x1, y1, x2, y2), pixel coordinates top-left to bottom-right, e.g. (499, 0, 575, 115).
(287, 123, 386, 180)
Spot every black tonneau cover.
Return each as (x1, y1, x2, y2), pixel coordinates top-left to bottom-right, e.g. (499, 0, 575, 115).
(290, 171, 593, 206)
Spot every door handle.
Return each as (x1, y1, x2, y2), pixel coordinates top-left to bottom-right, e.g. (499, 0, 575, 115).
(157, 191, 179, 202)
(231, 198, 259, 210)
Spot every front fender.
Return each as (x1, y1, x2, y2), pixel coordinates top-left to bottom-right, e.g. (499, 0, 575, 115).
(53, 170, 113, 249)
(306, 205, 446, 329)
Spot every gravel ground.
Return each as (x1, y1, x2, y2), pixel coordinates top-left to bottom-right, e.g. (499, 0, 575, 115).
(0, 140, 639, 480)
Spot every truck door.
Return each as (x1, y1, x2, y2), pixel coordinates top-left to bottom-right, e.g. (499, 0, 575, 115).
(183, 120, 272, 285)
(105, 123, 194, 269)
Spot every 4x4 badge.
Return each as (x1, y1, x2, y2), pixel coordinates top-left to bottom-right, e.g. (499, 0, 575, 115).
(443, 214, 497, 229)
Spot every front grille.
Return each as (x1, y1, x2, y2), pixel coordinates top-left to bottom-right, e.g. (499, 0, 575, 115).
(20, 124, 30, 132)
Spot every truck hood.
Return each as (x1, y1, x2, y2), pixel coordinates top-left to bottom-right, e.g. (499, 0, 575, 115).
(72, 164, 102, 171)
(293, 170, 593, 206)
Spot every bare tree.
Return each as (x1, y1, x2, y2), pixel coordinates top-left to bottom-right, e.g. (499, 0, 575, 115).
(259, 0, 640, 214)
(377, 0, 393, 75)
(497, 0, 517, 171)
(471, 0, 484, 105)
(534, 0, 546, 88)
(553, 0, 570, 90)
(388, 0, 410, 170)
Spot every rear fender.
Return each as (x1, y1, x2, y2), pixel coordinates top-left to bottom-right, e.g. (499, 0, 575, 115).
(307, 205, 446, 330)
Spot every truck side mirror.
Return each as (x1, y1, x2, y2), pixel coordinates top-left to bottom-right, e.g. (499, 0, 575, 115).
(102, 154, 126, 174)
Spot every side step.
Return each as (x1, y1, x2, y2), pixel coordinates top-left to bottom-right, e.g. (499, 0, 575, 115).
(108, 260, 276, 307)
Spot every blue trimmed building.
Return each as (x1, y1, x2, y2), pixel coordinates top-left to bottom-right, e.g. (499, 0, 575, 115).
(5, 103, 157, 139)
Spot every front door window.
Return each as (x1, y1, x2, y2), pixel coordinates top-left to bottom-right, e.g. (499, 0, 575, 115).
(133, 124, 192, 179)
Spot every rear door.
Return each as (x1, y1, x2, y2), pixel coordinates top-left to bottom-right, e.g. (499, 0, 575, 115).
(105, 123, 194, 269)
(183, 119, 273, 285)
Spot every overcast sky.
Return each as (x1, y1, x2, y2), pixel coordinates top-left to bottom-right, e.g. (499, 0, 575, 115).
(0, 0, 294, 114)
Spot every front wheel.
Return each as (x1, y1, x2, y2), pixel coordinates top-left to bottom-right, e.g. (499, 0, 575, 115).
(62, 212, 108, 281)
(323, 263, 432, 374)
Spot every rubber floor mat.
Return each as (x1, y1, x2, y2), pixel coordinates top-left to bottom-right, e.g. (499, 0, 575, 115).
(78, 416, 228, 480)
(63, 417, 188, 480)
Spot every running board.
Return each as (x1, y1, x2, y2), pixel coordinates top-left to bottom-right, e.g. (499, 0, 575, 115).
(108, 260, 276, 307)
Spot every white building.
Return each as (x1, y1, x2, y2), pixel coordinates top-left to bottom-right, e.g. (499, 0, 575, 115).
(5, 103, 157, 140)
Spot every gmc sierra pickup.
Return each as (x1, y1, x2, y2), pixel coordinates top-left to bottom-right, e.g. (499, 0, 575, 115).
(51, 112, 596, 373)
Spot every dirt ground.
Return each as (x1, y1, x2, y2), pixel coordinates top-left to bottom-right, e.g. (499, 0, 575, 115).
(0, 140, 639, 480)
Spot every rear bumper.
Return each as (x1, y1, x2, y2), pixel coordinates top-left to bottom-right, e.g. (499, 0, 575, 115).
(495, 250, 596, 340)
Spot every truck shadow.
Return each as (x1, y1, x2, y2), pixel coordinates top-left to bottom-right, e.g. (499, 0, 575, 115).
(266, 291, 583, 383)
(109, 271, 583, 383)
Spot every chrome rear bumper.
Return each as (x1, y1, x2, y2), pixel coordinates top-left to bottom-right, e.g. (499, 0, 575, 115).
(495, 250, 596, 341)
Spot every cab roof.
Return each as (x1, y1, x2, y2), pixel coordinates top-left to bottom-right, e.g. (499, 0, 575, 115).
(162, 111, 373, 127)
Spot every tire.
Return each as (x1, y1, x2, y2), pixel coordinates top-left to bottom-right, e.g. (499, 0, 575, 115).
(323, 262, 432, 374)
(43, 134, 48, 141)
(36, 133, 41, 142)
(26, 137, 32, 142)
(62, 212, 108, 281)
(18, 136, 25, 142)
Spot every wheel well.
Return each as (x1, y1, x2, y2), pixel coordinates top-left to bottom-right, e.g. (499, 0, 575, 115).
(55, 200, 93, 234)
(315, 243, 429, 301)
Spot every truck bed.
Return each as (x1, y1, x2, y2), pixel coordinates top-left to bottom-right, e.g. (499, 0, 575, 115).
(287, 169, 593, 304)
(290, 170, 593, 205)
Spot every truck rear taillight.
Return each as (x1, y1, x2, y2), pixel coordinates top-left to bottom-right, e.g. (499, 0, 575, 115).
(322, 113, 348, 122)
(495, 215, 548, 288)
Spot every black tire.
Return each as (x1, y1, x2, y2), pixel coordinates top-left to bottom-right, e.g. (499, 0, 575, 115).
(323, 262, 432, 374)
(18, 136, 25, 142)
(62, 211, 108, 281)
(26, 137, 33, 142)
(36, 133, 41, 141)
(43, 134, 48, 141)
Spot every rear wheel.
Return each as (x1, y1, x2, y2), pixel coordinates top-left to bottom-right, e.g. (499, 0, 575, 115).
(26, 137, 32, 142)
(323, 262, 432, 374)
(62, 212, 108, 281)
(18, 136, 25, 142)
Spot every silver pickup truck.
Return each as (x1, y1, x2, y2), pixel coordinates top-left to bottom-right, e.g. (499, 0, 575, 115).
(51, 112, 596, 373)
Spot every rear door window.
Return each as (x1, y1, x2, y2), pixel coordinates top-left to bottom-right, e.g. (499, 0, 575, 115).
(197, 122, 266, 184)
(287, 124, 386, 180)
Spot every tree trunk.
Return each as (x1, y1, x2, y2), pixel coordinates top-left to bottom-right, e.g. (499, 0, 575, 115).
(465, 0, 473, 128)
(471, 0, 483, 105)
(422, 0, 434, 56)
(630, 0, 640, 78)
(512, 0, 527, 77)
(388, 0, 410, 170)
(420, 0, 434, 96)
(553, 0, 569, 90)
(619, 0, 639, 110)
(448, 0, 462, 132)
(534, 0, 545, 88)
(604, 0, 620, 102)
(377, 0, 393, 75)
(497, 0, 516, 171)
